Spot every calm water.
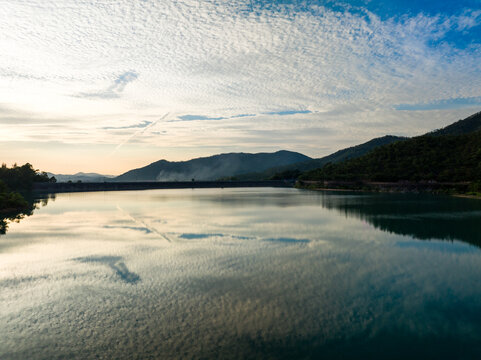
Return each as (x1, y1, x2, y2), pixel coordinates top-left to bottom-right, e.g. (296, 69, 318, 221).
(1, 188, 481, 359)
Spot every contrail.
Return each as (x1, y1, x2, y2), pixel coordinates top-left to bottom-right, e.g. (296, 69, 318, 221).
(110, 112, 169, 156)
(116, 204, 172, 242)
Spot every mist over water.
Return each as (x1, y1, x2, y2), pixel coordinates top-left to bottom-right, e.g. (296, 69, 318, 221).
(1, 189, 481, 359)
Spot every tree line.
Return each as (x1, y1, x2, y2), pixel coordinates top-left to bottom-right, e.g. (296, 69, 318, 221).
(299, 132, 481, 183)
(0, 163, 55, 212)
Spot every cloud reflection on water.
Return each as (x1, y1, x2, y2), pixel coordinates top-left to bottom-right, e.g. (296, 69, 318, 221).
(1, 189, 481, 359)
(75, 256, 140, 284)
(264, 237, 310, 244)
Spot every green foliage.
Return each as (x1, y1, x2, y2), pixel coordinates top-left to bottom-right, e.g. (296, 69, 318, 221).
(300, 131, 481, 183)
(468, 181, 481, 196)
(428, 111, 481, 137)
(0, 163, 54, 216)
(269, 169, 302, 180)
(116, 151, 311, 181)
(0, 163, 53, 191)
(216, 176, 238, 181)
(0, 180, 28, 212)
(235, 135, 406, 180)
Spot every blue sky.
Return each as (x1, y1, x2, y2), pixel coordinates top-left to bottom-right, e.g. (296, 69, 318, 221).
(0, 0, 480, 173)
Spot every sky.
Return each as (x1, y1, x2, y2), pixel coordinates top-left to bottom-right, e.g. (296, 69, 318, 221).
(1, 0, 481, 175)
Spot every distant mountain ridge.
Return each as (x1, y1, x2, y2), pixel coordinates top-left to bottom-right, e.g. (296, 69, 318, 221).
(48, 172, 115, 183)
(427, 111, 481, 137)
(57, 111, 481, 184)
(234, 135, 406, 180)
(300, 110, 481, 183)
(243, 111, 481, 181)
(114, 151, 311, 181)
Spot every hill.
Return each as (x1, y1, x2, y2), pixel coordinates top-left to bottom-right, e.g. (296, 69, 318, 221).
(300, 131, 481, 182)
(428, 111, 481, 136)
(232, 135, 406, 180)
(115, 151, 311, 181)
(47, 172, 115, 183)
(300, 111, 481, 184)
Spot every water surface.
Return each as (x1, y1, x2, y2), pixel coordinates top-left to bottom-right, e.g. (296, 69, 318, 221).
(1, 188, 481, 359)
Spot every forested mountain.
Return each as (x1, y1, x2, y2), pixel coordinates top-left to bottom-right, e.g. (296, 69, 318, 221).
(300, 111, 481, 183)
(115, 151, 311, 181)
(428, 111, 481, 136)
(233, 135, 406, 180)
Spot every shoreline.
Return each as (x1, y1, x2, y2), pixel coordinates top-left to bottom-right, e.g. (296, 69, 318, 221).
(297, 181, 481, 199)
(304, 187, 481, 199)
(33, 180, 295, 194)
(32, 180, 481, 199)
(453, 193, 481, 200)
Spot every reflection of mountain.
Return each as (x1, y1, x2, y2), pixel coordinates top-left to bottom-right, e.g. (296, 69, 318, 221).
(0, 194, 55, 235)
(320, 193, 481, 246)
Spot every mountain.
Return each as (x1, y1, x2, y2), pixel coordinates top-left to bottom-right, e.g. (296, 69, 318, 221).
(300, 111, 481, 183)
(241, 111, 481, 181)
(114, 151, 312, 181)
(428, 111, 481, 136)
(48, 172, 115, 183)
(233, 135, 406, 180)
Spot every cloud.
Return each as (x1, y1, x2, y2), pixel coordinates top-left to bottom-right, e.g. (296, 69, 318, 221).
(110, 112, 169, 155)
(103, 120, 152, 130)
(264, 110, 312, 116)
(1, 1, 481, 173)
(77, 71, 139, 99)
(75, 256, 140, 284)
(173, 111, 312, 123)
(173, 113, 257, 122)
(177, 115, 227, 121)
(395, 96, 481, 111)
(230, 114, 256, 118)
(3, 1, 480, 112)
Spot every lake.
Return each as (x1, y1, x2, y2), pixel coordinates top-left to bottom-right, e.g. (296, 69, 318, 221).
(1, 188, 481, 359)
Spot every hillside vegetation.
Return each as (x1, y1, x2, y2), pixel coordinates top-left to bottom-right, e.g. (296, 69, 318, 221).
(428, 111, 481, 136)
(0, 163, 54, 212)
(300, 131, 481, 183)
(115, 151, 311, 181)
(297, 111, 481, 186)
(0, 163, 54, 191)
(233, 135, 405, 180)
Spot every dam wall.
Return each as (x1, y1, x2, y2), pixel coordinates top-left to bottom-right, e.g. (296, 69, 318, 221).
(33, 180, 295, 193)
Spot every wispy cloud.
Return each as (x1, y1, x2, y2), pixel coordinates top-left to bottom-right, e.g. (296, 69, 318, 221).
(110, 113, 169, 155)
(103, 120, 152, 130)
(230, 114, 256, 118)
(395, 97, 481, 111)
(77, 71, 139, 99)
(1, 1, 481, 173)
(173, 113, 257, 122)
(264, 110, 312, 116)
(177, 115, 227, 121)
